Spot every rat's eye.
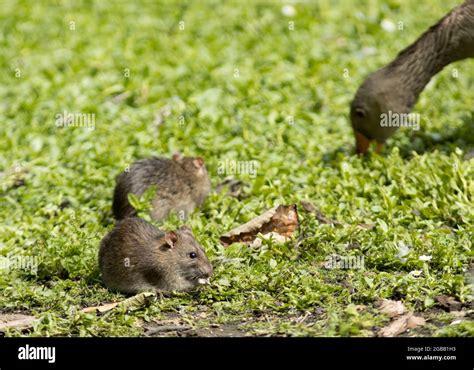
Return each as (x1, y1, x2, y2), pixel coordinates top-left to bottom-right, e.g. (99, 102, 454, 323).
(189, 252, 197, 259)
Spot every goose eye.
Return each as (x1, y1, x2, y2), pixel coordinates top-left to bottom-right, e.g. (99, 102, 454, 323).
(355, 108, 366, 118)
(189, 252, 197, 259)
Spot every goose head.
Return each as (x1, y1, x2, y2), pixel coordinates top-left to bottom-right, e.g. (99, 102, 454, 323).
(350, 70, 411, 154)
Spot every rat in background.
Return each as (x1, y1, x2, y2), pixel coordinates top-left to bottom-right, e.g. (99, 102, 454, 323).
(112, 153, 211, 221)
(99, 217, 213, 294)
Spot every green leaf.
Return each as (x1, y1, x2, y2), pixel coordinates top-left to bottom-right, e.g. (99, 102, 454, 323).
(377, 219, 388, 233)
(127, 193, 141, 210)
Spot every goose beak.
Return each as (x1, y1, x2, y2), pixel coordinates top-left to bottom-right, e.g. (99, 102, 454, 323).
(374, 141, 384, 154)
(354, 130, 371, 155)
(354, 130, 383, 155)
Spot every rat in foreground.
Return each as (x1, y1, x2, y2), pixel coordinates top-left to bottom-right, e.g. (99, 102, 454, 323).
(99, 217, 213, 294)
(351, 0, 474, 154)
(112, 153, 211, 220)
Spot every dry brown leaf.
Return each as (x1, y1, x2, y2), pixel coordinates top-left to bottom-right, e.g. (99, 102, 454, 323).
(81, 302, 119, 313)
(0, 314, 38, 331)
(220, 205, 299, 247)
(81, 292, 156, 314)
(378, 312, 425, 337)
(407, 315, 425, 327)
(378, 299, 406, 318)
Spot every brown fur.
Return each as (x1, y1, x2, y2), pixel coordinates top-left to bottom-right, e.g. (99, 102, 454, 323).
(112, 154, 211, 221)
(98, 218, 213, 294)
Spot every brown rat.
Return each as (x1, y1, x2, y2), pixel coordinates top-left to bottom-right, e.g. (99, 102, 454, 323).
(98, 217, 213, 294)
(112, 153, 211, 221)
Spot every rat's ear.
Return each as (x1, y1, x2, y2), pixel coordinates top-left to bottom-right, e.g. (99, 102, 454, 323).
(172, 152, 183, 162)
(192, 157, 204, 169)
(162, 231, 178, 249)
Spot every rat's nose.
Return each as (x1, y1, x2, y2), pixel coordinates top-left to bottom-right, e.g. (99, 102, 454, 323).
(202, 264, 213, 279)
(201, 264, 213, 280)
